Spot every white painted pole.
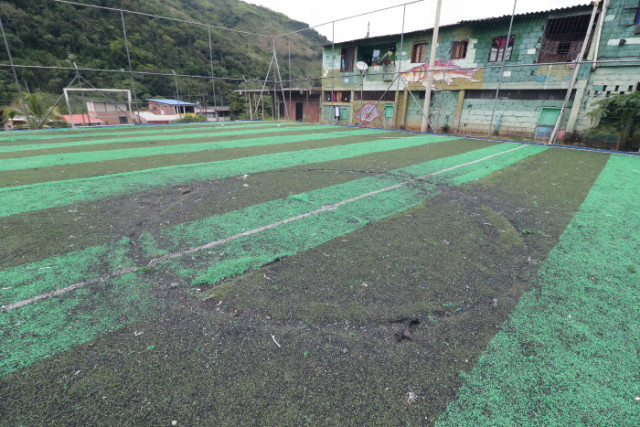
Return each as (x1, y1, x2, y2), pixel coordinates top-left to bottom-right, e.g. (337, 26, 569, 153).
(421, 0, 442, 133)
(549, 0, 599, 145)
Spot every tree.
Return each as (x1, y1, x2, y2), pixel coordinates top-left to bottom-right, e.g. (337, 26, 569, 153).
(586, 90, 640, 151)
(1, 92, 65, 129)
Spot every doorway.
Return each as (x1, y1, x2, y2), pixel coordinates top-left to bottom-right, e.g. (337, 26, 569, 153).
(296, 102, 304, 121)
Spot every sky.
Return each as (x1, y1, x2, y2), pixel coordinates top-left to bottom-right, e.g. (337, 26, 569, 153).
(245, 0, 591, 42)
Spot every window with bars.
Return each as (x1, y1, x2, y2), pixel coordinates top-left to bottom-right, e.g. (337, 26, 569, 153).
(451, 40, 468, 60)
(488, 35, 515, 62)
(340, 47, 355, 72)
(538, 15, 590, 63)
(411, 42, 428, 63)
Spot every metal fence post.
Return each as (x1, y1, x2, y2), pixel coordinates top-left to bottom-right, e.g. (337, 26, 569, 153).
(120, 11, 139, 120)
(0, 15, 30, 128)
(208, 27, 218, 107)
(487, 0, 517, 137)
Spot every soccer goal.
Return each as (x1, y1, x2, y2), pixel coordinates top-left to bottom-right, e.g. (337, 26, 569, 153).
(63, 88, 136, 127)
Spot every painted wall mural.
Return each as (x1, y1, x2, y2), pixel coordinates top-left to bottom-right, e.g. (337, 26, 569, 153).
(401, 59, 483, 89)
(355, 103, 381, 124)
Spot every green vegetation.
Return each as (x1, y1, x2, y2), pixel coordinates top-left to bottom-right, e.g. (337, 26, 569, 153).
(586, 90, 640, 151)
(177, 114, 207, 123)
(0, 0, 327, 118)
(1, 92, 66, 129)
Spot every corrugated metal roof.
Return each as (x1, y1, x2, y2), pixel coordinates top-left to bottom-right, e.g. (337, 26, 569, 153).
(323, 2, 593, 47)
(147, 99, 197, 106)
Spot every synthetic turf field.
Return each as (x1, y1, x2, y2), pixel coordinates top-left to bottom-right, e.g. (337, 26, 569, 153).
(0, 122, 638, 425)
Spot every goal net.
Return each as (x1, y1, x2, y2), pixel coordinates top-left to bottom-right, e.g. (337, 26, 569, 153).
(63, 88, 136, 127)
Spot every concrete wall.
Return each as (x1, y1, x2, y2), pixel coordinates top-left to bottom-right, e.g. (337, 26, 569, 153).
(318, 0, 640, 142)
(280, 93, 321, 123)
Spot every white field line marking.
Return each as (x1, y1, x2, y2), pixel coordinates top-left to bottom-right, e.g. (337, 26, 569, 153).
(1, 145, 526, 312)
(380, 136, 423, 139)
(633, 169, 639, 174)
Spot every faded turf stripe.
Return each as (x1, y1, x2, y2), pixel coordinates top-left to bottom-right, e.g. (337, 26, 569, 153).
(0, 143, 544, 307)
(0, 143, 547, 375)
(0, 127, 382, 171)
(0, 121, 264, 143)
(0, 134, 457, 217)
(0, 124, 328, 155)
(437, 154, 640, 426)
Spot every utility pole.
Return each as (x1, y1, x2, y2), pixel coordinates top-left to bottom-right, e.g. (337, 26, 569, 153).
(421, 0, 442, 133)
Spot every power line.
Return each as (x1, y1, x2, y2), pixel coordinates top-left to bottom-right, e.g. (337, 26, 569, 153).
(52, 0, 276, 38)
(280, 0, 425, 37)
(0, 63, 261, 82)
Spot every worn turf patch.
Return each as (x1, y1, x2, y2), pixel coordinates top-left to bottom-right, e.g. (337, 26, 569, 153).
(0, 147, 608, 424)
(437, 153, 640, 426)
(0, 124, 321, 158)
(0, 134, 458, 217)
(0, 138, 492, 270)
(0, 126, 379, 171)
(0, 143, 534, 305)
(0, 121, 260, 144)
(0, 143, 540, 377)
(0, 131, 407, 187)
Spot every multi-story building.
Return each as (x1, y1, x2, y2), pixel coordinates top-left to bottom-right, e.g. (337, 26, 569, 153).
(320, 0, 640, 144)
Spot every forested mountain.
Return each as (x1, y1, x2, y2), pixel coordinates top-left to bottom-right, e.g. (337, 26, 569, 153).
(0, 0, 327, 116)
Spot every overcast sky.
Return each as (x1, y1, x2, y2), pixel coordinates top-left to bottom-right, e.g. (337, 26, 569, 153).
(245, 0, 590, 42)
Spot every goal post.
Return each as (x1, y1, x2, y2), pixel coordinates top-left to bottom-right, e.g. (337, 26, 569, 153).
(63, 88, 136, 128)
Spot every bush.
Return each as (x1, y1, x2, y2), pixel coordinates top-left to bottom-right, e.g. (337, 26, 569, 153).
(178, 114, 207, 123)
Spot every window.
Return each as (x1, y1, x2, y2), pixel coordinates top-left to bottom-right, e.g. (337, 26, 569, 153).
(340, 47, 355, 72)
(384, 104, 394, 118)
(488, 35, 515, 62)
(451, 40, 469, 60)
(411, 42, 428, 63)
(118, 116, 128, 124)
(557, 42, 572, 55)
(538, 15, 590, 63)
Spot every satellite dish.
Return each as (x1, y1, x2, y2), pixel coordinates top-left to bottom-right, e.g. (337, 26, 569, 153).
(356, 61, 369, 72)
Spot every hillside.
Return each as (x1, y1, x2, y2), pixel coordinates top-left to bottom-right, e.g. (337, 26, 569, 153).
(0, 0, 328, 114)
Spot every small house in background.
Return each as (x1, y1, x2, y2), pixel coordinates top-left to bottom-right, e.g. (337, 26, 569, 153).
(234, 85, 322, 122)
(2, 115, 29, 130)
(61, 114, 105, 127)
(195, 105, 231, 122)
(147, 99, 196, 116)
(86, 100, 132, 125)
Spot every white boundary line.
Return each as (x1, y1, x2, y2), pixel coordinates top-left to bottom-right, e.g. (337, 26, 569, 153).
(1, 145, 526, 312)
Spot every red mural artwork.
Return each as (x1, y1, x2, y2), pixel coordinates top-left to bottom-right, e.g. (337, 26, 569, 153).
(400, 59, 480, 88)
(355, 103, 381, 124)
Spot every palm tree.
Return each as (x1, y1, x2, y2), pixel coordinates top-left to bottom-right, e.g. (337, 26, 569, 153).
(1, 92, 65, 129)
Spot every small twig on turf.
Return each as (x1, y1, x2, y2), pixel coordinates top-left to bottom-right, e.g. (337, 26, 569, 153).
(271, 334, 281, 348)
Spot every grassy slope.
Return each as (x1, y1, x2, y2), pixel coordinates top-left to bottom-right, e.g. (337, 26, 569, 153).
(0, 0, 327, 107)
